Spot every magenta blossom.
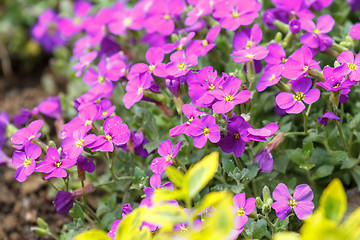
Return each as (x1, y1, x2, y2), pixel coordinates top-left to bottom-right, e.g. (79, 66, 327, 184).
(316, 66, 355, 92)
(36, 147, 76, 179)
(166, 50, 198, 77)
(211, 76, 251, 114)
(88, 116, 130, 152)
(272, 183, 314, 220)
(213, 0, 261, 31)
(144, 174, 173, 198)
(254, 147, 273, 173)
(188, 115, 220, 149)
(150, 139, 182, 174)
(317, 110, 342, 126)
(231, 46, 269, 63)
(241, 122, 279, 142)
(333, 51, 360, 81)
(276, 77, 320, 114)
(169, 104, 205, 137)
(187, 26, 221, 57)
(282, 45, 320, 80)
(123, 73, 152, 109)
(233, 23, 262, 50)
(62, 128, 97, 159)
(12, 143, 41, 182)
(232, 193, 255, 231)
(300, 14, 334, 51)
(12, 120, 43, 150)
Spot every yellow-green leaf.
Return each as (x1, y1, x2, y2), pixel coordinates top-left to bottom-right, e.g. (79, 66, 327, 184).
(339, 207, 360, 240)
(274, 232, 300, 240)
(184, 152, 219, 199)
(166, 165, 184, 188)
(141, 204, 187, 229)
(319, 178, 346, 223)
(192, 192, 234, 240)
(194, 191, 228, 216)
(153, 188, 185, 202)
(74, 230, 110, 240)
(116, 207, 145, 240)
(300, 211, 339, 240)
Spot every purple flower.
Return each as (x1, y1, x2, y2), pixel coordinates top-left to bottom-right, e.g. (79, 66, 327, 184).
(282, 45, 320, 80)
(163, 32, 195, 53)
(13, 109, 32, 127)
(185, 0, 214, 26)
(58, 1, 92, 38)
(241, 122, 279, 142)
(123, 73, 152, 109)
(150, 140, 182, 174)
(36, 147, 76, 179)
(254, 148, 273, 173)
(300, 14, 334, 51)
(144, 0, 185, 35)
(289, 19, 301, 34)
(108, 4, 145, 35)
(169, 104, 205, 137)
(265, 43, 287, 72)
(117, 130, 150, 158)
(166, 50, 198, 77)
(12, 143, 41, 182)
(73, 51, 98, 77)
(12, 120, 43, 150)
(333, 51, 360, 81)
(232, 193, 255, 230)
(31, 9, 67, 52)
(218, 116, 250, 157)
(188, 115, 220, 149)
(276, 77, 320, 114)
(348, 0, 360, 11)
(256, 67, 282, 92)
(350, 23, 360, 40)
(77, 155, 96, 173)
(62, 128, 96, 159)
(108, 204, 133, 239)
(233, 24, 262, 50)
(53, 191, 77, 215)
(272, 183, 314, 220)
(317, 111, 342, 126)
(88, 116, 130, 152)
(231, 46, 269, 63)
(316, 66, 355, 92)
(97, 99, 116, 120)
(187, 26, 221, 57)
(211, 76, 251, 114)
(213, 0, 261, 31)
(36, 96, 62, 120)
(144, 174, 173, 198)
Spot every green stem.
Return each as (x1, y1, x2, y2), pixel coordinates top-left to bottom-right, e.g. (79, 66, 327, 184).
(76, 200, 101, 224)
(246, 61, 255, 90)
(47, 179, 61, 191)
(233, 153, 243, 169)
(335, 120, 348, 152)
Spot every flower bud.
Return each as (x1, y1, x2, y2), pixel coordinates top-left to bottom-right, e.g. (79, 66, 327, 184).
(36, 217, 48, 229)
(256, 196, 263, 209)
(262, 185, 271, 202)
(31, 227, 48, 235)
(289, 19, 301, 34)
(274, 32, 283, 43)
(262, 203, 271, 214)
(248, 211, 258, 219)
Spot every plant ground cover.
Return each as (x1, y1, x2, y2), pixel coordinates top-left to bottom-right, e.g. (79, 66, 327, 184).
(2, 0, 360, 239)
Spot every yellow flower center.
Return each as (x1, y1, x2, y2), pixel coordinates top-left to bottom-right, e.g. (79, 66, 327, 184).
(234, 133, 240, 139)
(281, 57, 287, 64)
(54, 162, 62, 168)
(74, 17, 82, 25)
(289, 198, 297, 208)
(348, 62, 357, 71)
(186, 117, 194, 126)
(203, 127, 210, 135)
(47, 22, 57, 36)
(232, 11, 240, 18)
(269, 75, 276, 82)
(180, 226, 189, 232)
(98, 76, 105, 84)
(224, 94, 234, 102)
(102, 110, 108, 116)
(237, 207, 245, 216)
(293, 92, 305, 102)
(208, 84, 215, 91)
(23, 158, 32, 167)
(163, 14, 171, 20)
(303, 65, 309, 72)
(149, 65, 156, 72)
(84, 120, 92, 126)
(166, 154, 173, 161)
(123, 18, 132, 26)
(28, 135, 35, 140)
(178, 63, 186, 70)
(246, 40, 253, 48)
(76, 139, 84, 147)
(138, 87, 143, 94)
(105, 134, 112, 141)
(176, 45, 183, 51)
(312, 28, 320, 35)
(245, 54, 254, 58)
(202, 39, 209, 46)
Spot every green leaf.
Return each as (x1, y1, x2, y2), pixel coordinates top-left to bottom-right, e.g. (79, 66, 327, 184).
(184, 152, 219, 198)
(341, 158, 358, 169)
(320, 178, 347, 223)
(299, 163, 315, 171)
(75, 230, 110, 240)
(351, 166, 360, 191)
(286, 148, 304, 165)
(166, 165, 184, 188)
(222, 158, 236, 173)
(230, 184, 244, 193)
(330, 151, 348, 164)
(253, 219, 271, 239)
(134, 166, 146, 182)
(303, 139, 314, 160)
(313, 165, 334, 180)
(274, 232, 300, 240)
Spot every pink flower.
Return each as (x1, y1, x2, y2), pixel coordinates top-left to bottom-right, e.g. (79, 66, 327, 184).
(12, 143, 41, 182)
(232, 193, 255, 231)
